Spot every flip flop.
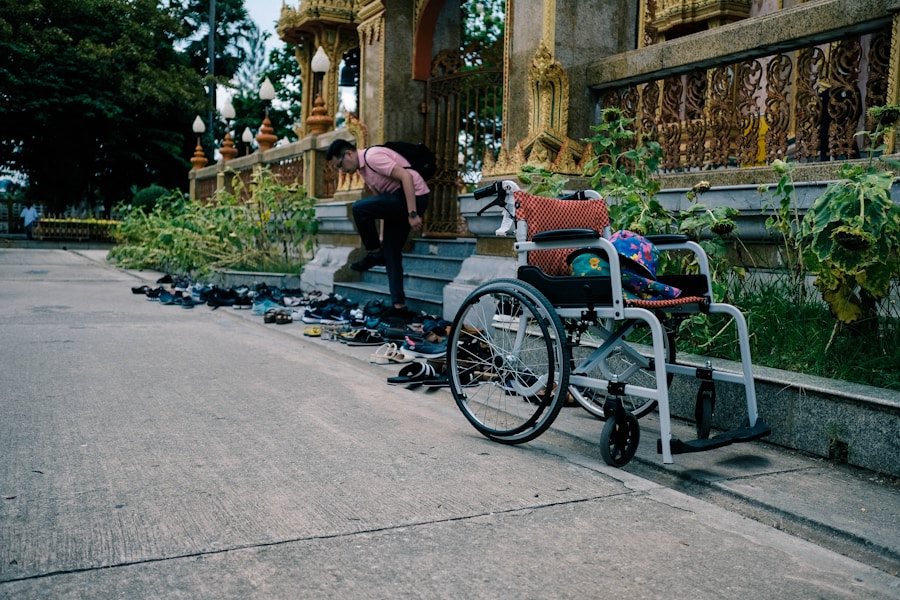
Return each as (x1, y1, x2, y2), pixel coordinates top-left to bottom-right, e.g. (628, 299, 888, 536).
(370, 342, 397, 364)
(386, 361, 436, 386)
(424, 365, 478, 388)
(303, 325, 321, 337)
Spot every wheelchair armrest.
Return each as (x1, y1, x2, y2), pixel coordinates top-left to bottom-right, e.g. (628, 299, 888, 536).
(531, 228, 601, 243)
(644, 234, 691, 245)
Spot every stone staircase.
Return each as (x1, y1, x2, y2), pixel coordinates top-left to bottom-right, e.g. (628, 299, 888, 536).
(333, 237, 477, 316)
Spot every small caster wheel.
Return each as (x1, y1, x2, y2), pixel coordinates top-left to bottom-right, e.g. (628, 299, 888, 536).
(695, 381, 715, 440)
(599, 411, 640, 467)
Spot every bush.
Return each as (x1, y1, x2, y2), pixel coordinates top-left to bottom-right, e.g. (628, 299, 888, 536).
(109, 168, 317, 277)
(131, 185, 169, 212)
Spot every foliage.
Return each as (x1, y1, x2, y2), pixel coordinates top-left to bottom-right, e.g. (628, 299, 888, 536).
(462, 0, 506, 47)
(799, 105, 900, 325)
(758, 159, 807, 293)
(109, 167, 317, 277)
(0, 0, 259, 214)
(677, 180, 745, 302)
(175, 0, 256, 83)
(680, 272, 900, 391)
(583, 108, 671, 235)
(132, 185, 171, 213)
(517, 166, 569, 197)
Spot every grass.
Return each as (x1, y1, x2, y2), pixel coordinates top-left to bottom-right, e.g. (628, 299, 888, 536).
(676, 273, 900, 391)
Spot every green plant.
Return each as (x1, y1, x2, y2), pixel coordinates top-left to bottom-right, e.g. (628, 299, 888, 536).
(517, 165, 569, 197)
(678, 181, 743, 293)
(109, 167, 317, 277)
(131, 185, 169, 213)
(799, 105, 900, 327)
(823, 422, 849, 462)
(759, 159, 808, 294)
(583, 107, 671, 234)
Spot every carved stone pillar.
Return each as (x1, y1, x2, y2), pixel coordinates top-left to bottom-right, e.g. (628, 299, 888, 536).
(495, 0, 638, 176)
(357, 0, 431, 145)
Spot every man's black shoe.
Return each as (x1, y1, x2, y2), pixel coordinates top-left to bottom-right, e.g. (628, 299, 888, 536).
(351, 251, 386, 271)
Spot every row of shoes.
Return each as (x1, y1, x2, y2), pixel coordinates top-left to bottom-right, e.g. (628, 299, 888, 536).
(132, 276, 456, 360)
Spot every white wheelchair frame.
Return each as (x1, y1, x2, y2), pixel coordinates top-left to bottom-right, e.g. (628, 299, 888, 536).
(446, 180, 770, 467)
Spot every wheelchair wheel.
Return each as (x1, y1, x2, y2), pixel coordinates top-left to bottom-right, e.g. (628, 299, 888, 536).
(569, 318, 675, 421)
(447, 279, 569, 445)
(599, 411, 640, 468)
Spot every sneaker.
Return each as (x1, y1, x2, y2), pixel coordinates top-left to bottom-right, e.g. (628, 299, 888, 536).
(350, 251, 386, 272)
(402, 335, 448, 359)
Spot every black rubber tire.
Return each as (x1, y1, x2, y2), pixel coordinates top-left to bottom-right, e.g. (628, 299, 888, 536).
(695, 384, 714, 440)
(447, 279, 569, 445)
(599, 411, 641, 468)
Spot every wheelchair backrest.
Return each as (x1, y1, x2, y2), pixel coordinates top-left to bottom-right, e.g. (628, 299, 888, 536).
(513, 190, 610, 277)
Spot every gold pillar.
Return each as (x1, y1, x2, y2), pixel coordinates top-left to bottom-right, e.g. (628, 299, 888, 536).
(885, 12, 900, 153)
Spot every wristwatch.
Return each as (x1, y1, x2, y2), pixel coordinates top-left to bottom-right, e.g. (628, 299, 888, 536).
(408, 211, 418, 218)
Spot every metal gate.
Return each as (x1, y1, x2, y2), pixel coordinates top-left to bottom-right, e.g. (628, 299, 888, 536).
(424, 40, 503, 237)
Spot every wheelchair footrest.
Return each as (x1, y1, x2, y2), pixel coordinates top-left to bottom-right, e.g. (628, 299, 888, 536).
(658, 419, 771, 455)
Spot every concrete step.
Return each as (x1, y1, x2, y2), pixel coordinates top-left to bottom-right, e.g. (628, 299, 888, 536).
(408, 237, 477, 259)
(333, 280, 443, 316)
(333, 237, 477, 317)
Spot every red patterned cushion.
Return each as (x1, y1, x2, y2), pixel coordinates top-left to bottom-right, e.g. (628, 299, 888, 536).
(514, 191, 610, 276)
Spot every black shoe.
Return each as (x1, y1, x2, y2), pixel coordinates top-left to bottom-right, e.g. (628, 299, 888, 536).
(350, 251, 386, 272)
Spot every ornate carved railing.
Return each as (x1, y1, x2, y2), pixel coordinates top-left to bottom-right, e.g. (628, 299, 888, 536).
(599, 25, 892, 173)
(189, 144, 307, 202)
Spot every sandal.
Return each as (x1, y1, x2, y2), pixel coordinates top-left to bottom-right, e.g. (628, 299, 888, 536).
(387, 347, 414, 364)
(344, 329, 386, 346)
(303, 325, 321, 337)
(275, 311, 293, 324)
(370, 343, 397, 364)
(386, 361, 437, 386)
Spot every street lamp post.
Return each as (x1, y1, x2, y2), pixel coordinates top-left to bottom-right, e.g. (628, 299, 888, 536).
(255, 77, 278, 151)
(242, 127, 254, 156)
(219, 98, 238, 161)
(306, 46, 333, 135)
(190, 115, 208, 170)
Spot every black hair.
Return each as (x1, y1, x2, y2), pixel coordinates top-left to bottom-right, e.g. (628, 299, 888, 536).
(325, 138, 356, 160)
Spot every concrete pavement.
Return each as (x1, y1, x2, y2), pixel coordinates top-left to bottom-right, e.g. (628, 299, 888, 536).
(0, 248, 897, 599)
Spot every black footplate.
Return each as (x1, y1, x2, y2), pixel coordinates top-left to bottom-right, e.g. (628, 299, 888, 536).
(658, 419, 771, 455)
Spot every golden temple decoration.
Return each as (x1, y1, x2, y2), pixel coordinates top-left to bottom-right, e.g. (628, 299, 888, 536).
(335, 113, 367, 193)
(277, 0, 358, 45)
(485, 40, 586, 177)
(528, 40, 566, 135)
(357, 0, 384, 45)
(885, 13, 900, 153)
(651, 0, 752, 39)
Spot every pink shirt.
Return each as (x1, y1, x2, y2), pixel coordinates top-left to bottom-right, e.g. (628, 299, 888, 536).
(359, 146, 430, 196)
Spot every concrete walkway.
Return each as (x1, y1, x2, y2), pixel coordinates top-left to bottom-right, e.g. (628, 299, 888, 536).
(0, 248, 897, 599)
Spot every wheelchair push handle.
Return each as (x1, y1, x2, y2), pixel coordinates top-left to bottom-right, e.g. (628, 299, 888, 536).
(473, 181, 503, 200)
(473, 180, 520, 236)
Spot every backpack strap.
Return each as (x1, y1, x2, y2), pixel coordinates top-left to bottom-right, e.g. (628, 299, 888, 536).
(363, 145, 408, 178)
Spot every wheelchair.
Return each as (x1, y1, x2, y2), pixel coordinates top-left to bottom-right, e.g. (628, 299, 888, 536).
(446, 180, 771, 467)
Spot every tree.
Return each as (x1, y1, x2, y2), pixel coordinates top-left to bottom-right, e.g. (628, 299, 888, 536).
(0, 0, 202, 212)
(177, 0, 255, 84)
(0, 0, 259, 214)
